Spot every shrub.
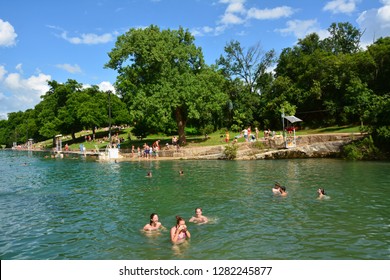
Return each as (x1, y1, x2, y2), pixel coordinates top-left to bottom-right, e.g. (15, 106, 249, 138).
(250, 141, 265, 150)
(342, 136, 382, 160)
(200, 124, 214, 136)
(223, 143, 238, 160)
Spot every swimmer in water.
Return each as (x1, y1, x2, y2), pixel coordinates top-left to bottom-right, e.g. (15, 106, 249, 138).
(171, 216, 191, 243)
(189, 207, 208, 224)
(317, 188, 328, 199)
(272, 182, 281, 194)
(279, 186, 288, 196)
(143, 213, 164, 231)
(146, 171, 152, 177)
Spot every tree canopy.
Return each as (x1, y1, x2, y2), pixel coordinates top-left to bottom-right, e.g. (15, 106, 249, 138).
(1, 22, 389, 153)
(105, 25, 228, 143)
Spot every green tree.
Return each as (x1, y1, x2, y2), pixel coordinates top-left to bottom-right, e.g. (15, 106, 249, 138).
(36, 79, 82, 140)
(273, 23, 367, 127)
(322, 22, 362, 54)
(106, 25, 227, 143)
(344, 77, 374, 128)
(217, 40, 275, 95)
(217, 40, 275, 130)
(367, 37, 390, 95)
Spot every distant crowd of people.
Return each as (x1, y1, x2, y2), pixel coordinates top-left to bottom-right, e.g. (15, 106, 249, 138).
(226, 126, 278, 144)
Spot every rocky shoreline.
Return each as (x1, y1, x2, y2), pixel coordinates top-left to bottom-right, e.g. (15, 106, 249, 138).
(152, 133, 364, 160)
(3, 133, 364, 161)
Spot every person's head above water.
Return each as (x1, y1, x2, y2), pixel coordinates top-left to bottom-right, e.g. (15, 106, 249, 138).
(317, 188, 326, 195)
(149, 213, 158, 225)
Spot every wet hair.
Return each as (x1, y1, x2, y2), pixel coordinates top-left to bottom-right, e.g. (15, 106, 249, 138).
(318, 188, 326, 195)
(149, 213, 157, 225)
(175, 215, 185, 225)
(280, 186, 286, 192)
(195, 207, 202, 212)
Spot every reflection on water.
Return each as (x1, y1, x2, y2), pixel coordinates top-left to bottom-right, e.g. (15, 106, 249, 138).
(0, 150, 389, 260)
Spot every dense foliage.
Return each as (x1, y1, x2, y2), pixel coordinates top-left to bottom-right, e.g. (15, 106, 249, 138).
(0, 80, 129, 147)
(1, 22, 389, 154)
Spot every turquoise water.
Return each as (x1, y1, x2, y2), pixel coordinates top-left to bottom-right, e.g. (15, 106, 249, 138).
(1, 150, 389, 260)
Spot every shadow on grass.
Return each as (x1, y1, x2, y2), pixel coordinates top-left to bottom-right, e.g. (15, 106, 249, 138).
(316, 125, 358, 133)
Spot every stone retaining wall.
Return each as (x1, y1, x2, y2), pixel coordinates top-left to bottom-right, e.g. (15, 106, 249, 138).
(119, 133, 364, 160)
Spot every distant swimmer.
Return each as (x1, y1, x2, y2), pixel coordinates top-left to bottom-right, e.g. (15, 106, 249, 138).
(171, 216, 191, 243)
(279, 186, 288, 196)
(179, 170, 184, 175)
(317, 188, 329, 199)
(146, 171, 152, 177)
(189, 207, 208, 224)
(143, 213, 164, 231)
(272, 182, 281, 194)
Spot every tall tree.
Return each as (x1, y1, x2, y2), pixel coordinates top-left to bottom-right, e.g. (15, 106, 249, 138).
(217, 40, 275, 95)
(322, 22, 362, 54)
(217, 40, 275, 130)
(106, 25, 227, 143)
(36, 79, 83, 140)
(367, 37, 390, 95)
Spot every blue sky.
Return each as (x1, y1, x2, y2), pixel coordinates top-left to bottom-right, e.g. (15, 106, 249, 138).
(1, 0, 389, 119)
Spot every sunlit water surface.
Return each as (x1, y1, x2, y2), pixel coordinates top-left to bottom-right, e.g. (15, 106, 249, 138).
(1, 150, 389, 259)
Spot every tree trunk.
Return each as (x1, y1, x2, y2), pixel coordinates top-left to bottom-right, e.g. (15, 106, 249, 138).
(71, 132, 76, 141)
(175, 108, 187, 145)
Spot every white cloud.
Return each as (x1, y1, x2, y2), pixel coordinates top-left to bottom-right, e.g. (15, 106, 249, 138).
(0, 65, 7, 80)
(0, 19, 17, 47)
(357, 1, 390, 48)
(0, 66, 51, 118)
(60, 31, 114, 45)
(225, 0, 246, 14)
(201, 0, 296, 36)
(276, 19, 329, 40)
(247, 6, 295, 20)
(56, 63, 82, 74)
(190, 26, 215, 37)
(82, 81, 116, 94)
(378, 4, 390, 24)
(220, 12, 245, 25)
(97, 81, 115, 93)
(323, 0, 359, 15)
(15, 63, 23, 73)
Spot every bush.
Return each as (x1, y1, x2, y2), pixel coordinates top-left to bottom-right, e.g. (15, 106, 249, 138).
(342, 136, 382, 160)
(200, 124, 214, 136)
(223, 143, 238, 160)
(250, 141, 265, 150)
(185, 126, 199, 135)
(230, 124, 241, 132)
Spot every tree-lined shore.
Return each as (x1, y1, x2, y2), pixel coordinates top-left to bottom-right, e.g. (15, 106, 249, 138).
(1, 22, 389, 157)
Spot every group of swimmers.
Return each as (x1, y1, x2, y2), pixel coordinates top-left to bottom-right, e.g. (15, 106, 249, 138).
(146, 170, 184, 177)
(143, 207, 208, 244)
(272, 182, 329, 199)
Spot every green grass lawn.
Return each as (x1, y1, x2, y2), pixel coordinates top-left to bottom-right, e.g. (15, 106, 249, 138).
(296, 125, 361, 135)
(36, 125, 361, 151)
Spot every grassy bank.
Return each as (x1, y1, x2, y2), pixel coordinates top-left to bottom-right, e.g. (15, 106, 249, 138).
(33, 125, 361, 151)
